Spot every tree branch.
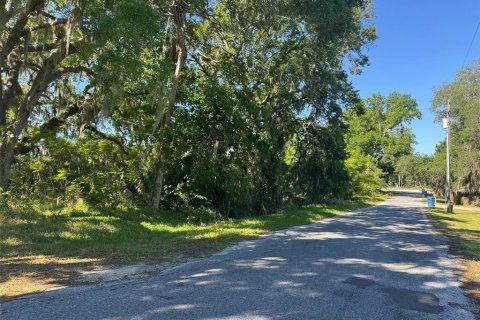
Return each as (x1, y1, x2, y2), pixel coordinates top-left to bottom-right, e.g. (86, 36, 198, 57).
(84, 125, 128, 155)
(14, 103, 81, 155)
(39, 10, 60, 20)
(57, 66, 96, 77)
(27, 19, 68, 33)
(23, 42, 78, 53)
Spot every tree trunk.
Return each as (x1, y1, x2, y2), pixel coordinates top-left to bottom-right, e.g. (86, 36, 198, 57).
(0, 140, 14, 191)
(150, 39, 185, 209)
(150, 0, 186, 209)
(151, 153, 166, 209)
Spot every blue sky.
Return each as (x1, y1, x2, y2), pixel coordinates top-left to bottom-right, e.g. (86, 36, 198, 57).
(350, 0, 480, 155)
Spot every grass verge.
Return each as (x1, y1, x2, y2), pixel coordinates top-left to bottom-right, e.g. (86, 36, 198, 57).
(425, 206, 480, 309)
(0, 194, 388, 300)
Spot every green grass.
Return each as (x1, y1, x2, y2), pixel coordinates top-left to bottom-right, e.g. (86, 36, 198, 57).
(427, 207, 480, 256)
(0, 194, 388, 299)
(426, 206, 480, 303)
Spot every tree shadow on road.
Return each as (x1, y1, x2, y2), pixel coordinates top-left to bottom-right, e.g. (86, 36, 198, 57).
(2, 195, 476, 319)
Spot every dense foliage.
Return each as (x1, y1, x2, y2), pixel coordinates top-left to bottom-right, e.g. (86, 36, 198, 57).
(1, 0, 417, 217)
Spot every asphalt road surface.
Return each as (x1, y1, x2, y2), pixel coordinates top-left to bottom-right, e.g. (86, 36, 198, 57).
(1, 192, 475, 319)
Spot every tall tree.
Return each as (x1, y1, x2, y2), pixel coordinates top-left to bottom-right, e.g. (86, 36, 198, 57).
(346, 92, 421, 183)
(168, 0, 377, 213)
(432, 61, 480, 198)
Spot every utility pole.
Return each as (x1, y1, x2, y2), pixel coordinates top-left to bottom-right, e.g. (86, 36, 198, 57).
(443, 101, 453, 213)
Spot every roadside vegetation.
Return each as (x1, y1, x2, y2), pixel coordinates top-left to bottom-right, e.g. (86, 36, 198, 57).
(0, 0, 378, 214)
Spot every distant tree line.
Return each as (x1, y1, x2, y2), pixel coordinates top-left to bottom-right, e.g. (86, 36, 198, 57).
(395, 61, 480, 205)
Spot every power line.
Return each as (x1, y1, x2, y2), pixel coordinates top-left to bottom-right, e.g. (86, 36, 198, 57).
(461, 20, 480, 68)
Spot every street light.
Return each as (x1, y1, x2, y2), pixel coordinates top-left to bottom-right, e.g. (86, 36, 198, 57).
(443, 101, 453, 213)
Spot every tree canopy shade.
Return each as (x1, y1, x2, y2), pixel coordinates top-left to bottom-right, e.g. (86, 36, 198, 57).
(1, 0, 384, 216)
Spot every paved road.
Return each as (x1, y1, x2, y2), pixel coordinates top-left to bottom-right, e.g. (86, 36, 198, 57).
(1, 192, 475, 319)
